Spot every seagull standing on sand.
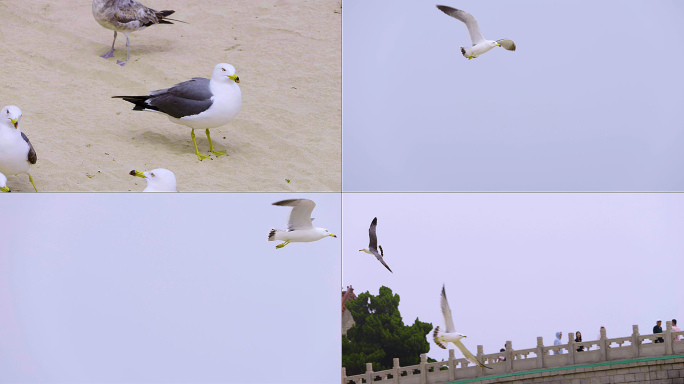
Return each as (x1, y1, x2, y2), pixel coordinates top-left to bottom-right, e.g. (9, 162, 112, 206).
(92, 0, 178, 66)
(359, 217, 392, 273)
(0, 106, 37, 192)
(433, 284, 492, 369)
(436, 5, 516, 60)
(129, 168, 177, 191)
(114, 63, 241, 161)
(0, 172, 10, 192)
(268, 199, 337, 249)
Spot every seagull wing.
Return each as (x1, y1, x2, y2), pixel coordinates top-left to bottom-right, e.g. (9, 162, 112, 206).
(375, 247, 393, 273)
(453, 339, 492, 369)
(113, 0, 164, 26)
(497, 39, 516, 51)
(273, 199, 316, 230)
(368, 217, 378, 251)
(21, 132, 37, 165)
(436, 5, 485, 45)
(441, 285, 456, 333)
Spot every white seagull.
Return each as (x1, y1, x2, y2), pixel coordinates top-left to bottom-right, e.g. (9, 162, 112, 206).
(433, 284, 492, 369)
(268, 199, 337, 249)
(359, 217, 392, 273)
(0, 172, 10, 192)
(0, 106, 38, 192)
(114, 63, 242, 161)
(92, 0, 179, 66)
(436, 5, 516, 60)
(129, 168, 178, 192)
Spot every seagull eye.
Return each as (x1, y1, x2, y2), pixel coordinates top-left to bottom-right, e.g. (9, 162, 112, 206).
(150, 173, 155, 177)
(222, 68, 226, 72)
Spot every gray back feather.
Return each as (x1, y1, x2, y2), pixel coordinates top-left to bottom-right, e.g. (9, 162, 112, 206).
(148, 78, 213, 118)
(21, 132, 37, 164)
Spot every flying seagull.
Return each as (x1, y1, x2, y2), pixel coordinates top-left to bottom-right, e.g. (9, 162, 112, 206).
(359, 217, 392, 273)
(129, 168, 178, 192)
(436, 5, 516, 60)
(0, 172, 10, 192)
(433, 284, 492, 369)
(269, 199, 337, 249)
(0, 106, 38, 192)
(113, 63, 241, 161)
(92, 0, 179, 66)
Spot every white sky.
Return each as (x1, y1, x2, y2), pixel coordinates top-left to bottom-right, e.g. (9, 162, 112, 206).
(0, 193, 341, 383)
(342, 193, 684, 363)
(343, 0, 684, 191)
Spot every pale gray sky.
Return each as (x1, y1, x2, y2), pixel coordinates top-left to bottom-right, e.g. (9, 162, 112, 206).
(0, 193, 340, 383)
(342, 193, 684, 363)
(343, 0, 684, 191)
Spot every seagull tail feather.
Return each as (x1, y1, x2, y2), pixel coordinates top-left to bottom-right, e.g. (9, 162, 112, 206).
(268, 228, 279, 241)
(433, 326, 447, 349)
(112, 96, 159, 112)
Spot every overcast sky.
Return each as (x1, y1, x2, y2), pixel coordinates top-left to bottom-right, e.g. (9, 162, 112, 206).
(342, 193, 684, 364)
(343, 0, 684, 191)
(0, 193, 340, 384)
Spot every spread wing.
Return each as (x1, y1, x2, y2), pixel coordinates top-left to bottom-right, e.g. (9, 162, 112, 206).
(21, 132, 37, 164)
(441, 285, 456, 334)
(272, 199, 316, 230)
(375, 247, 393, 273)
(497, 39, 516, 51)
(368, 217, 378, 251)
(436, 5, 485, 45)
(453, 339, 492, 369)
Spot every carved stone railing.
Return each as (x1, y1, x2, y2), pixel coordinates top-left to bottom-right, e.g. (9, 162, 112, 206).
(342, 321, 684, 384)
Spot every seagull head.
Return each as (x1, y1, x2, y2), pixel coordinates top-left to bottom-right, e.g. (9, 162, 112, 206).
(213, 63, 240, 84)
(0, 173, 9, 192)
(319, 228, 337, 238)
(129, 168, 177, 192)
(359, 248, 371, 254)
(1, 105, 22, 130)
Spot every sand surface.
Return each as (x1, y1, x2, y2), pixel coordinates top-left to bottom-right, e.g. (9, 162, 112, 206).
(0, 0, 341, 192)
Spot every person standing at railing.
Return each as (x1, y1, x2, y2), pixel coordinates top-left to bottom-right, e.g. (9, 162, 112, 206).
(673, 319, 681, 341)
(653, 319, 665, 343)
(575, 331, 584, 352)
(553, 331, 565, 354)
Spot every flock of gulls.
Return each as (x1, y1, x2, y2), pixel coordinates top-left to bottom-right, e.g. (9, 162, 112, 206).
(0, 0, 244, 192)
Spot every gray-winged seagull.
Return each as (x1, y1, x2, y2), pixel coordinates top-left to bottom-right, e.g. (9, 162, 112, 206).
(433, 284, 492, 369)
(0, 106, 37, 192)
(268, 199, 337, 249)
(113, 63, 241, 161)
(92, 0, 178, 66)
(436, 5, 516, 60)
(130, 168, 178, 192)
(359, 217, 392, 273)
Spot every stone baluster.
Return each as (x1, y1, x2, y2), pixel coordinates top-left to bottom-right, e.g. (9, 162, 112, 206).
(448, 349, 456, 381)
(665, 321, 673, 355)
(567, 331, 576, 365)
(393, 358, 400, 384)
(599, 326, 607, 361)
(420, 353, 427, 384)
(632, 325, 640, 358)
(536, 337, 544, 369)
(365, 363, 374, 384)
(341, 367, 347, 384)
(476, 345, 484, 377)
(505, 340, 513, 373)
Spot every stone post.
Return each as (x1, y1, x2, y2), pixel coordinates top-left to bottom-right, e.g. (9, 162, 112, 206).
(448, 349, 456, 381)
(420, 353, 427, 384)
(476, 345, 484, 377)
(505, 340, 513, 373)
(365, 363, 374, 384)
(666, 320, 673, 355)
(341, 367, 347, 384)
(632, 325, 640, 358)
(599, 326, 607, 361)
(567, 331, 576, 365)
(393, 358, 400, 384)
(536, 337, 544, 369)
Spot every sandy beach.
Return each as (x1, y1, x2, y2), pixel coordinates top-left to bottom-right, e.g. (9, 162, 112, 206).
(0, 0, 341, 192)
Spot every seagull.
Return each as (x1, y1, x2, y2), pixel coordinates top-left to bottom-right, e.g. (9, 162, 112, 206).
(436, 5, 516, 60)
(433, 284, 492, 369)
(92, 0, 178, 66)
(113, 63, 241, 161)
(268, 199, 337, 249)
(0, 172, 10, 192)
(359, 217, 392, 273)
(129, 168, 177, 191)
(0, 106, 37, 192)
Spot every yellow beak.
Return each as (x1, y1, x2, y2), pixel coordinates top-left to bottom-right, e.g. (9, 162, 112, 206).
(229, 74, 240, 83)
(10, 118, 18, 128)
(129, 170, 146, 178)
(329, 233, 337, 238)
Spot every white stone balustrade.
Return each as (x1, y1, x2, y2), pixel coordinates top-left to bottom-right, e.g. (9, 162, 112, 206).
(342, 321, 684, 384)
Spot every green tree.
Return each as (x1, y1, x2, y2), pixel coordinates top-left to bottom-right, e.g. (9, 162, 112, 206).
(342, 286, 433, 376)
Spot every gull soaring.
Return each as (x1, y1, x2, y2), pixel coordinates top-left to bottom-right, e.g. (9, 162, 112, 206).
(359, 217, 392, 273)
(268, 199, 337, 249)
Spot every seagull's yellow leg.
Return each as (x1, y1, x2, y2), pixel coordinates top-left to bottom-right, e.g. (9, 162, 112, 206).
(205, 129, 227, 157)
(28, 174, 38, 192)
(276, 240, 290, 249)
(191, 129, 210, 161)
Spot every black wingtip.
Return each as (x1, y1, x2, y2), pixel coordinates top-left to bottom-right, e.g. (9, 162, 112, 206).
(371, 217, 377, 225)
